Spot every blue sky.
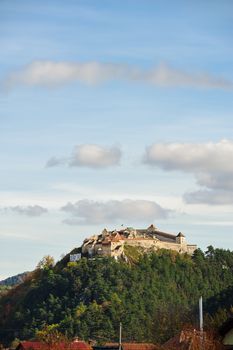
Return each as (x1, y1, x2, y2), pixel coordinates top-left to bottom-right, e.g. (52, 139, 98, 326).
(1, 0, 233, 279)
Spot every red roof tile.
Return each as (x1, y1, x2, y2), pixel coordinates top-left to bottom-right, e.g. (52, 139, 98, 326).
(71, 341, 92, 350)
(163, 330, 224, 350)
(17, 342, 44, 350)
(16, 341, 91, 350)
(163, 335, 190, 350)
(106, 343, 159, 350)
(122, 344, 159, 350)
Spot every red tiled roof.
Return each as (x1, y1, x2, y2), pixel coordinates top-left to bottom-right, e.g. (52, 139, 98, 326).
(111, 233, 122, 242)
(17, 341, 91, 350)
(71, 341, 92, 350)
(17, 342, 44, 350)
(163, 335, 190, 350)
(106, 343, 159, 350)
(123, 344, 159, 350)
(163, 330, 222, 350)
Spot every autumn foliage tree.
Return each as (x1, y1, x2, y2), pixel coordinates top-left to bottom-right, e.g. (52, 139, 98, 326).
(37, 256, 55, 270)
(36, 324, 69, 350)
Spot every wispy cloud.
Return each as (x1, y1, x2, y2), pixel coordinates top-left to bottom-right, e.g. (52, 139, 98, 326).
(46, 144, 122, 169)
(46, 157, 67, 168)
(5, 205, 48, 217)
(61, 199, 171, 225)
(3, 61, 232, 90)
(143, 139, 233, 205)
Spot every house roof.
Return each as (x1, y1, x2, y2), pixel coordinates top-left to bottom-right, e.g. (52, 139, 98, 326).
(104, 343, 159, 350)
(163, 330, 224, 350)
(122, 229, 177, 243)
(163, 335, 190, 350)
(16, 342, 44, 350)
(123, 344, 159, 350)
(16, 341, 91, 350)
(112, 233, 123, 242)
(176, 232, 185, 238)
(72, 341, 92, 350)
(154, 231, 176, 242)
(71, 341, 92, 350)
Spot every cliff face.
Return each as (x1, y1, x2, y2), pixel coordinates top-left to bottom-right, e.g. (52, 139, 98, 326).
(81, 225, 197, 259)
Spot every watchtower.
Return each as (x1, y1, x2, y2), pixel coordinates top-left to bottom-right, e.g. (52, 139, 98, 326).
(176, 232, 186, 245)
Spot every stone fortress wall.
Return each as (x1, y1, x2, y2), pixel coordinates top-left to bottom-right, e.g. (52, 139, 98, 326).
(81, 224, 197, 258)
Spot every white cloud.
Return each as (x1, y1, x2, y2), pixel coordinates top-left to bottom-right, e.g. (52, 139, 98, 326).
(3, 61, 232, 90)
(144, 139, 233, 173)
(195, 172, 233, 191)
(146, 64, 231, 89)
(7, 205, 48, 217)
(70, 144, 121, 168)
(144, 140, 233, 205)
(61, 199, 170, 225)
(184, 190, 233, 205)
(46, 144, 122, 168)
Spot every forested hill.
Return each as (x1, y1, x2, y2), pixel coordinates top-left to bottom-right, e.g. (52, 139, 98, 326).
(0, 272, 30, 298)
(0, 272, 29, 286)
(1, 246, 233, 346)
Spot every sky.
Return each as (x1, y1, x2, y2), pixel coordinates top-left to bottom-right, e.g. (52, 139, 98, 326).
(1, 0, 233, 279)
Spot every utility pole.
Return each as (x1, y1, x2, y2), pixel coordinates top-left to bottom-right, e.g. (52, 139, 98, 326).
(199, 296, 204, 350)
(199, 296, 203, 332)
(119, 322, 122, 350)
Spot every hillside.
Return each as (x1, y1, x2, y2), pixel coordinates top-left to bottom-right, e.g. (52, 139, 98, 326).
(1, 246, 233, 346)
(0, 272, 29, 286)
(0, 272, 30, 298)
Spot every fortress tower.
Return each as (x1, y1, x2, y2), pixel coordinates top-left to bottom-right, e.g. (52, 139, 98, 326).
(176, 232, 186, 245)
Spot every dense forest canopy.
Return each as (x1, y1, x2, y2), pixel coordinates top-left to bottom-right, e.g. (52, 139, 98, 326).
(1, 246, 233, 346)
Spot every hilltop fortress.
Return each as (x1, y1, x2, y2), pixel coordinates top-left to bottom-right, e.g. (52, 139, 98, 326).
(81, 224, 197, 258)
